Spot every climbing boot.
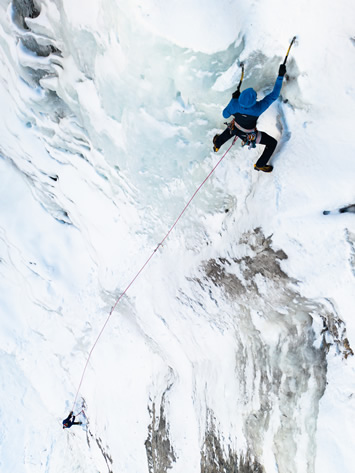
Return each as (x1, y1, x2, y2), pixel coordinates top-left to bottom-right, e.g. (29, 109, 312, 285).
(213, 134, 220, 152)
(254, 164, 273, 173)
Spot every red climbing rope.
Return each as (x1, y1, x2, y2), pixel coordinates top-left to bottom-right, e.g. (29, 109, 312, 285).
(72, 136, 238, 410)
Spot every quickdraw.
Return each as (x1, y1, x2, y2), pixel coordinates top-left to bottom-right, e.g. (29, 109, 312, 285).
(241, 131, 258, 149)
(224, 119, 235, 134)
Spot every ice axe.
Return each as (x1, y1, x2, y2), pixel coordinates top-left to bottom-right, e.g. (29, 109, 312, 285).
(283, 36, 297, 65)
(232, 62, 245, 98)
(237, 62, 245, 89)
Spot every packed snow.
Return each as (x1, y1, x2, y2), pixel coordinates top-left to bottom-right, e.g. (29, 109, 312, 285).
(0, 1, 354, 472)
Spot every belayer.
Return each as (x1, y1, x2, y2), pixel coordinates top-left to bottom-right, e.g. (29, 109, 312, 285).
(213, 63, 287, 173)
(62, 411, 82, 429)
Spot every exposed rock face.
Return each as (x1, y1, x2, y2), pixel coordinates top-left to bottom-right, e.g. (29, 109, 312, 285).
(201, 413, 264, 473)
(145, 393, 177, 473)
(200, 228, 329, 472)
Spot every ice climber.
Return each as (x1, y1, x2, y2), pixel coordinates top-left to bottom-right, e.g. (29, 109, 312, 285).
(62, 411, 82, 429)
(213, 63, 287, 173)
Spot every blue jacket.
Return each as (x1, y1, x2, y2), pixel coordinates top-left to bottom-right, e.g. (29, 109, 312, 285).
(222, 75, 284, 127)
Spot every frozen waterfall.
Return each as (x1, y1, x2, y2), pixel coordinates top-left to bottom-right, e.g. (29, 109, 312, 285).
(0, 1, 354, 473)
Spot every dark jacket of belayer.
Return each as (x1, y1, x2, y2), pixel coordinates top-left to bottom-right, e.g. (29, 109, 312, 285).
(222, 75, 284, 129)
(62, 412, 77, 429)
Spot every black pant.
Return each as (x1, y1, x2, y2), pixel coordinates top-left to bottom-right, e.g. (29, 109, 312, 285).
(214, 127, 277, 167)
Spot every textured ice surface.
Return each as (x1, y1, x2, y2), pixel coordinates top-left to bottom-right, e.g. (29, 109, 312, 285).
(0, 1, 355, 473)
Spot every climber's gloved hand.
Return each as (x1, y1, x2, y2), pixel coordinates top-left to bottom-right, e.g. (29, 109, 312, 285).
(232, 88, 241, 99)
(278, 64, 286, 77)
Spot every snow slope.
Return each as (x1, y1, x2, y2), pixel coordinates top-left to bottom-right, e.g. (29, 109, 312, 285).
(0, 0, 354, 472)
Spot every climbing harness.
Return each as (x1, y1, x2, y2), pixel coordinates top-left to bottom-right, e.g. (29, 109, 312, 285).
(71, 137, 238, 411)
(224, 119, 261, 149)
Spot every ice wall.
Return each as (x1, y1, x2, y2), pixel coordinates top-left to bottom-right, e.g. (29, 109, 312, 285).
(0, 1, 354, 473)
